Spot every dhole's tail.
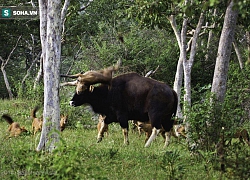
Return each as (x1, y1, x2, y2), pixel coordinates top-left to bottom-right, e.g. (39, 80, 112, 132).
(2, 114, 14, 125)
(31, 106, 39, 119)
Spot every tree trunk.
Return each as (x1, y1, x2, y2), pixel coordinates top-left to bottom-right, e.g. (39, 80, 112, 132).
(0, 36, 21, 99)
(210, 1, 238, 170)
(205, 9, 217, 62)
(233, 42, 243, 69)
(36, 0, 62, 152)
(183, 12, 204, 108)
(33, 52, 44, 89)
(211, 1, 238, 103)
(0, 66, 13, 99)
(246, 31, 250, 65)
(34, 0, 47, 90)
(173, 56, 183, 118)
(22, 51, 41, 94)
(168, 15, 184, 118)
(182, 12, 204, 148)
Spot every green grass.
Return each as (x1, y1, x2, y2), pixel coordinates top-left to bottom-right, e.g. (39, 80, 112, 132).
(0, 99, 249, 179)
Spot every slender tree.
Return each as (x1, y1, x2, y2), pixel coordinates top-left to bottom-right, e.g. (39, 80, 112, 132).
(36, 0, 70, 152)
(210, 1, 238, 170)
(0, 36, 22, 99)
(211, 0, 238, 103)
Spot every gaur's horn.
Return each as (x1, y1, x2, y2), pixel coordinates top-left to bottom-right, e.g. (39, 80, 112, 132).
(60, 73, 83, 78)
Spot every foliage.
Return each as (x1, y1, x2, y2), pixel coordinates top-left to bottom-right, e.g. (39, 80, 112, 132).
(186, 63, 250, 177)
(16, 79, 44, 100)
(188, 63, 250, 149)
(161, 150, 186, 180)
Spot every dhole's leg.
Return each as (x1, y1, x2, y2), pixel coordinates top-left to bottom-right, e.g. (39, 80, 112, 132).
(97, 121, 106, 143)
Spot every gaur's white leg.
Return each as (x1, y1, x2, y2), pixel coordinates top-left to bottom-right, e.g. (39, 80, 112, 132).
(122, 128, 129, 145)
(144, 127, 160, 147)
(164, 131, 171, 148)
(174, 125, 180, 137)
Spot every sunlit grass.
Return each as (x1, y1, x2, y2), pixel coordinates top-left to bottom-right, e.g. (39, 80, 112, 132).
(1, 99, 249, 179)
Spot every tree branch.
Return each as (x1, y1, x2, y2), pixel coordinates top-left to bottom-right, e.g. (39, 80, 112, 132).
(168, 15, 182, 49)
(4, 36, 22, 68)
(78, 0, 93, 12)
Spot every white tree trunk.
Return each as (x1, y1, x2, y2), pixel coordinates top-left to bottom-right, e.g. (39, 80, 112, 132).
(0, 66, 13, 99)
(22, 52, 41, 92)
(183, 12, 204, 108)
(173, 56, 183, 118)
(205, 9, 217, 62)
(247, 31, 250, 65)
(211, 1, 238, 103)
(33, 52, 44, 89)
(233, 42, 243, 69)
(168, 15, 184, 118)
(36, 0, 62, 152)
(33, 0, 47, 90)
(211, 2, 238, 168)
(0, 36, 21, 99)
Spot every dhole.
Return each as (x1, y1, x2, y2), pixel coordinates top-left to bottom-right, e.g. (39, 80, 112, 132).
(2, 114, 28, 137)
(31, 106, 43, 135)
(60, 115, 68, 131)
(97, 115, 108, 137)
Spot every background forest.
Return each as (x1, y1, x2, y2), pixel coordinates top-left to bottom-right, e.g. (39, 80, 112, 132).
(0, 0, 250, 179)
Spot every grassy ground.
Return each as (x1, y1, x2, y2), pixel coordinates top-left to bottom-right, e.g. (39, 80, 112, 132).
(0, 99, 249, 179)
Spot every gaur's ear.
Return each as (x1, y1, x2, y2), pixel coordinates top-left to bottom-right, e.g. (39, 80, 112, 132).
(89, 85, 95, 92)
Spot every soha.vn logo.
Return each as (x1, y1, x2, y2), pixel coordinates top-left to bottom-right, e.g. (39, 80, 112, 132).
(1, 8, 11, 18)
(1, 7, 39, 19)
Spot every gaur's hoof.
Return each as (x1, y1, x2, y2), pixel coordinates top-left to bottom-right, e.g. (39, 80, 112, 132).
(123, 141, 129, 146)
(97, 138, 102, 143)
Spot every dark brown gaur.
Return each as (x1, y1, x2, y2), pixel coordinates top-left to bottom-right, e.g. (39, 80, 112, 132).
(68, 72, 178, 148)
(60, 59, 121, 94)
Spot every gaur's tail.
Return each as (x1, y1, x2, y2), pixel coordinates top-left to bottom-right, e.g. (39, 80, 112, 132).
(172, 90, 178, 118)
(31, 106, 39, 119)
(2, 114, 14, 125)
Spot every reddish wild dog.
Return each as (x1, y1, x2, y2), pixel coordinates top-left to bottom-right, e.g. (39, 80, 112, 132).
(134, 120, 186, 143)
(97, 115, 108, 137)
(31, 106, 43, 135)
(172, 124, 186, 138)
(227, 129, 250, 146)
(1, 114, 28, 137)
(60, 115, 68, 131)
